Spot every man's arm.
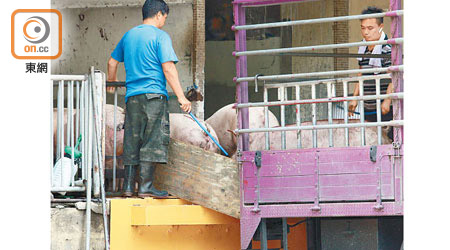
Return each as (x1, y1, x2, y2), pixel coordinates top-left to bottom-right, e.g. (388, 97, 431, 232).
(162, 61, 191, 113)
(381, 82, 394, 115)
(107, 57, 121, 94)
(348, 68, 362, 116)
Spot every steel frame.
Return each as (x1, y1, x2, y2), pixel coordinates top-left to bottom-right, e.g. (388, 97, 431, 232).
(233, 0, 404, 249)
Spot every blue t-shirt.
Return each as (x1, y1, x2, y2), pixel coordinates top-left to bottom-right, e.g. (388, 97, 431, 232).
(111, 24, 178, 102)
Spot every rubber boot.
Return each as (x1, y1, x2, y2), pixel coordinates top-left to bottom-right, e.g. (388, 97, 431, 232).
(137, 162, 169, 198)
(122, 165, 137, 197)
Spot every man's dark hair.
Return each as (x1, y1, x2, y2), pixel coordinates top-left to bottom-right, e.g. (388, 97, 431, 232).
(142, 0, 169, 20)
(361, 6, 383, 25)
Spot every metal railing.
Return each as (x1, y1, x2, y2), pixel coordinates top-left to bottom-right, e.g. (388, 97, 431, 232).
(51, 68, 109, 250)
(235, 73, 403, 149)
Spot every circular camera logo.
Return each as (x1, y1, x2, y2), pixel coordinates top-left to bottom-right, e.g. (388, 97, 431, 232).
(23, 16, 50, 44)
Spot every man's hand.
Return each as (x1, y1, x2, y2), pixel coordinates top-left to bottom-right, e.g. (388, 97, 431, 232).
(178, 96, 192, 113)
(106, 86, 117, 94)
(348, 100, 358, 117)
(381, 99, 391, 115)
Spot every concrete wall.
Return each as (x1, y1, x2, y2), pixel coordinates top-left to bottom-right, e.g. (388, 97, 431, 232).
(51, 2, 206, 116)
(51, 207, 106, 250)
(204, 38, 283, 118)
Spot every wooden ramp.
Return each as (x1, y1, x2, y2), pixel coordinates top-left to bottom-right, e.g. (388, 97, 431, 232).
(154, 139, 240, 218)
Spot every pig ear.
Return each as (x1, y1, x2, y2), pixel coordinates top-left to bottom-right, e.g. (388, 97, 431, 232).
(227, 129, 237, 137)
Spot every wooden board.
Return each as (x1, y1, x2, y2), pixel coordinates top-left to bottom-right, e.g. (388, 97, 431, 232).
(154, 139, 240, 218)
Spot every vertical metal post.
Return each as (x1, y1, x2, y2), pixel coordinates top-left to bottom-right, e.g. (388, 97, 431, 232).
(375, 78, 382, 145)
(281, 87, 286, 150)
(69, 81, 75, 186)
(260, 218, 268, 250)
(56, 81, 61, 161)
(76, 81, 80, 140)
(358, 79, 366, 146)
(311, 84, 317, 148)
(85, 77, 93, 250)
(60, 80, 65, 186)
(80, 80, 86, 181)
(263, 87, 270, 150)
(343, 81, 349, 146)
(113, 89, 118, 191)
(295, 85, 301, 149)
(50, 81, 54, 182)
(327, 82, 333, 147)
(234, 3, 249, 152)
(282, 218, 288, 250)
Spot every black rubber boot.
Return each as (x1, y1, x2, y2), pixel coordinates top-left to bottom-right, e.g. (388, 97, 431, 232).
(137, 162, 168, 198)
(122, 165, 137, 197)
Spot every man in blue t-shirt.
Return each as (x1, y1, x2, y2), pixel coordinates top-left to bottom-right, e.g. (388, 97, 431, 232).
(107, 0, 191, 198)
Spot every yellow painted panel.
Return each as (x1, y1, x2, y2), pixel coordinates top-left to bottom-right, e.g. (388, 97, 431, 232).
(131, 205, 239, 226)
(110, 198, 241, 250)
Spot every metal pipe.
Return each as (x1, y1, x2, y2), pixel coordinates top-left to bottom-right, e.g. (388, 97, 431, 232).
(91, 70, 110, 250)
(80, 80, 86, 181)
(233, 10, 403, 30)
(236, 120, 403, 134)
(236, 92, 404, 108)
(113, 89, 117, 191)
(69, 81, 75, 186)
(376, 78, 382, 145)
(51, 75, 86, 81)
(281, 87, 286, 150)
(50, 81, 54, 184)
(60, 80, 65, 186)
(76, 81, 80, 143)
(234, 38, 403, 57)
(265, 74, 391, 89)
(235, 66, 403, 83)
(327, 82, 333, 147)
(51, 186, 86, 192)
(359, 80, 366, 146)
(343, 81, 349, 147)
(295, 85, 301, 149)
(312, 85, 317, 148)
(85, 77, 93, 250)
(56, 81, 61, 160)
(263, 87, 270, 150)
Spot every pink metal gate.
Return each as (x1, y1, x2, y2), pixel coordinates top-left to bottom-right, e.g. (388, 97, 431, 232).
(232, 0, 404, 249)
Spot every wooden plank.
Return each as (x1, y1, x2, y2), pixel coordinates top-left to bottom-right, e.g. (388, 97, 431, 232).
(153, 139, 240, 218)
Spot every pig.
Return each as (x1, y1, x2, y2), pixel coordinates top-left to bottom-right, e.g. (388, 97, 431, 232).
(265, 119, 392, 150)
(169, 113, 220, 154)
(205, 103, 280, 157)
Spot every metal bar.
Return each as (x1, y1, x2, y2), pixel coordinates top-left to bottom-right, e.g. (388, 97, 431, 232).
(327, 82, 333, 147)
(236, 92, 404, 108)
(50, 80, 54, 184)
(60, 80, 65, 186)
(236, 120, 403, 134)
(69, 81, 75, 186)
(56, 81, 61, 160)
(236, 66, 403, 83)
(312, 85, 317, 148)
(91, 69, 110, 250)
(260, 218, 268, 250)
(234, 38, 403, 57)
(265, 74, 391, 89)
(359, 80, 366, 146)
(80, 80, 86, 181)
(376, 78, 382, 145)
(113, 89, 117, 191)
(281, 87, 286, 150)
(51, 75, 87, 81)
(343, 81, 349, 147)
(267, 52, 391, 58)
(233, 10, 403, 30)
(282, 218, 288, 250)
(295, 85, 301, 149)
(263, 87, 270, 150)
(51, 186, 86, 192)
(76, 81, 80, 145)
(85, 77, 93, 250)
